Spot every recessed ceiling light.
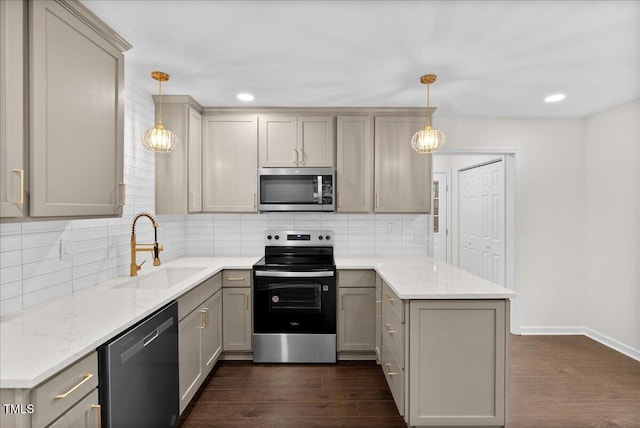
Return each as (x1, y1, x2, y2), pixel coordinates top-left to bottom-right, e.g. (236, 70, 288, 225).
(237, 93, 254, 102)
(544, 93, 566, 103)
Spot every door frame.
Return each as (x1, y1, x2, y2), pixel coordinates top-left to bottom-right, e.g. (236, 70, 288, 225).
(431, 171, 451, 263)
(433, 149, 519, 334)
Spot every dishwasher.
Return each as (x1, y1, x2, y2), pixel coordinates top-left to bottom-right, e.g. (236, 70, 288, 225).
(99, 301, 179, 427)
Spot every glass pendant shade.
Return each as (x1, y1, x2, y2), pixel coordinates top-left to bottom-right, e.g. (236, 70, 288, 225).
(411, 126, 446, 153)
(142, 71, 178, 153)
(142, 124, 178, 153)
(412, 74, 445, 154)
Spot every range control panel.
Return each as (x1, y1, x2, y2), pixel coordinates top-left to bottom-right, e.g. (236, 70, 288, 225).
(265, 230, 333, 246)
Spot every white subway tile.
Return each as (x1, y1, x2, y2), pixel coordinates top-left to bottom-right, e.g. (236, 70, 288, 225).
(23, 258, 72, 280)
(0, 223, 21, 236)
(1, 265, 22, 285)
(23, 269, 72, 294)
(0, 235, 21, 252)
(0, 296, 22, 317)
(23, 283, 72, 310)
(0, 250, 21, 268)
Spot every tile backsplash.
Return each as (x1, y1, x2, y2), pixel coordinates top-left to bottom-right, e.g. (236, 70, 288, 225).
(0, 84, 430, 317)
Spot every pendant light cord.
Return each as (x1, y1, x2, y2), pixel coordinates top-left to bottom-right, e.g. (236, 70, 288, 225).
(157, 78, 163, 127)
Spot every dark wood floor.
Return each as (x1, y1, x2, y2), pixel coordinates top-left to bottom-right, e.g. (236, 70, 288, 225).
(180, 335, 640, 427)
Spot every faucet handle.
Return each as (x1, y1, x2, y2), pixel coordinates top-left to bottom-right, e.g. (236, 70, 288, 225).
(136, 260, 146, 271)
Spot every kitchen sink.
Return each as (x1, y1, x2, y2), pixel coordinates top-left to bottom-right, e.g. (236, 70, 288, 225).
(114, 266, 207, 290)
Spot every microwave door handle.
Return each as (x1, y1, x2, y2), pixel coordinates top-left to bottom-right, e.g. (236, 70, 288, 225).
(317, 175, 322, 205)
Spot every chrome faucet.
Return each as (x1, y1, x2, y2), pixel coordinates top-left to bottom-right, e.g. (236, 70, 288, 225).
(130, 212, 163, 276)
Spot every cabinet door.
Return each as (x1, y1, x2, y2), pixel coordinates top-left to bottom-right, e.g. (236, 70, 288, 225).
(48, 389, 100, 428)
(203, 115, 258, 212)
(375, 276, 382, 362)
(201, 290, 222, 373)
(222, 287, 252, 351)
(336, 116, 372, 212)
(30, 0, 125, 217)
(374, 117, 431, 213)
(0, 0, 26, 218)
(409, 300, 507, 426)
(297, 116, 334, 167)
(258, 115, 297, 167)
(178, 307, 203, 414)
(187, 106, 203, 212)
(337, 287, 375, 352)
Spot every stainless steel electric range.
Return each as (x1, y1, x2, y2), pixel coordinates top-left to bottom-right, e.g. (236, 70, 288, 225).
(252, 230, 336, 363)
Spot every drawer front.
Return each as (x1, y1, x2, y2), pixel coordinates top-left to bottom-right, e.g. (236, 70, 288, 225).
(222, 269, 251, 287)
(338, 269, 375, 288)
(382, 353, 404, 416)
(31, 352, 98, 428)
(382, 303, 405, 368)
(382, 281, 404, 323)
(48, 389, 99, 428)
(178, 273, 222, 320)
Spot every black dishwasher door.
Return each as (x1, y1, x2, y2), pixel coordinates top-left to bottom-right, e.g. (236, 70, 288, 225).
(99, 301, 179, 428)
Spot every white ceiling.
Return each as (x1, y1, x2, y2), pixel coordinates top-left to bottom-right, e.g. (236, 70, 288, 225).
(81, 0, 639, 118)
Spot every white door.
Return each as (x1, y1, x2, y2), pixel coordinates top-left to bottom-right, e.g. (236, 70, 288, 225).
(459, 160, 505, 285)
(432, 172, 449, 263)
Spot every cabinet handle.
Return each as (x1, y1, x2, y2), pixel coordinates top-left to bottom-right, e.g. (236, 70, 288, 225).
(190, 191, 196, 207)
(293, 149, 298, 165)
(384, 293, 396, 302)
(375, 193, 380, 208)
(376, 300, 382, 304)
(384, 323, 397, 334)
(91, 404, 101, 428)
(253, 193, 257, 208)
(245, 293, 249, 310)
(119, 182, 126, 206)
(12, 169, 24, 206)
(385, 364, 397, 376)
(54, 373, 94, 399)
(227, 277, 245, 281)
(298, 149, 304, 165)
(200, 309, 208, 328)
(340, 295, 344, 310)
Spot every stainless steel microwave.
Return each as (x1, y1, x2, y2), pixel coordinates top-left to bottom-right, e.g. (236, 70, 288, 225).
(257, 167, 335, 212)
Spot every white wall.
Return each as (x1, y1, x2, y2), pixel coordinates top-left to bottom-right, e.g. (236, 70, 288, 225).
(585, 100, 639, 354)
(436, 118, 587, 330)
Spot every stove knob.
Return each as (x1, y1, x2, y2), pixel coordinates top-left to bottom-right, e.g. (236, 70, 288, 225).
(325, 235, 331, 241)
(274, 235, 280, 240)
(267, 235, 272, 240)
(318, 235, 323, 240)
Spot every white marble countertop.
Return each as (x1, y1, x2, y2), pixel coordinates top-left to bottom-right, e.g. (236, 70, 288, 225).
(0, 254, 513, 389)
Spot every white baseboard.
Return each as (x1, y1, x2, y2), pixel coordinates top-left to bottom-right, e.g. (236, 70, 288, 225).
(519, 326, 640, 362)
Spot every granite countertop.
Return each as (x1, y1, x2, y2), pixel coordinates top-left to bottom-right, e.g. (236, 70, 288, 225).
(0, 254, 514, 389)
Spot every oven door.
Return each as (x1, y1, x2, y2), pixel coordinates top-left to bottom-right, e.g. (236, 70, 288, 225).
(253, 271, 336, 334)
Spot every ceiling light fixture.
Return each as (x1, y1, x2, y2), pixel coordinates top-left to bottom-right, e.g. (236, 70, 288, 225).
(141, 71, 178, 153)
(545, 93, 566, 103)
(411, 74, 446, 154)
(237, 93, 255, 102)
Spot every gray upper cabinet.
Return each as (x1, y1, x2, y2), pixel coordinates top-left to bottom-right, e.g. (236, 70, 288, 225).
(336, 116, 372, 212)
(29, 0, 130, 217)
(259, 115, 334, 167)
(203, 115, 258, 212)
(154, 96, 203, 214)
(374, 117, 432, 213)
(0, 0, 26, 218)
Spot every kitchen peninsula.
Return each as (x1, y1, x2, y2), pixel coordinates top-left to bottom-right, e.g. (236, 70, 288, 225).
(0, 255, 513, 427)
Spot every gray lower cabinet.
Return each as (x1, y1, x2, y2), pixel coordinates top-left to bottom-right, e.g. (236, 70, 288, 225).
(29, 0, 130, 217)
(178, 274, 222, 414)
(0, 352, 99, 428)
(202, 115, 258, 212)
(154, 96, 203, 214)
(0, 0, 26, 218)
(408, 300, 508, 427)
(375, 275, 382, 362)
(337, 270, 376, 354)
(222, 269, 252, 352)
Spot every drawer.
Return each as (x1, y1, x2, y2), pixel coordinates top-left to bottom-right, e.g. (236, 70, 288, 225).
(223, 269, 251, 287)
(382, 303, 405, 368)
(338, 269, 375, 288)
(382, 281, 404, 323)
(382, 353, 404, 416)
(48, 389, 99, 428)
(31, 352, 98, 428)
(178, 272, 222, 320)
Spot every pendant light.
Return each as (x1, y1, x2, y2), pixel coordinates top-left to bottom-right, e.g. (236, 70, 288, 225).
(141, 71, 178, 153)
(411, 74, 446, 154)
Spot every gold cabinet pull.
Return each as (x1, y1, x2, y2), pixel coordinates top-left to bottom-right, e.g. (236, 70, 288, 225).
(54, 373, 94, 399)
(119, 182, 126, 206)
(91, 404, 102, 428)
(384, 293, 396, 302)
(227, 277, 245, 281)
(293, 148, 298, 165)
(245, 293, 249, 310)
(298, 148, 304, 165)
(200, 309, 208, 328)
(12, 169, 24, 206)
(375, 193, 380, 208)
(385, 364, 397, 376)
(384, 323, 397, 334)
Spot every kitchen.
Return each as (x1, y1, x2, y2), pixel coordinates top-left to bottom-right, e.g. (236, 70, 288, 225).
(1, 1, 638, 427)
